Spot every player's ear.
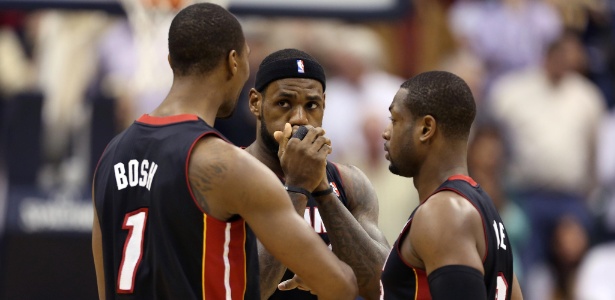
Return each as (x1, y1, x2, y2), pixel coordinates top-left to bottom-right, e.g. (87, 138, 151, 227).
(419, 115, 436, 142)
(322, 92, 326, 111)
(227, 49, 238, 78)
(248, 88, 262, 118)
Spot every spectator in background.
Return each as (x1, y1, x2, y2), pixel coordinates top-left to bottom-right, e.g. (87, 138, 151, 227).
(35, 10, 112, 192)
(316, 24, 404, 166)
(593, 108, 615, 242)
(0, 11, 36, 100)
(488, 30, 606, 300)
(544, 0, 615, 110)
(311, 24, 415, 243)
(448, 0, 562, 97)
(548, 215, 589, 299)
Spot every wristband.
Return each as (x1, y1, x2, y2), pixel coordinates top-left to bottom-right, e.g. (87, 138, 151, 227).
(311, 186, 333, 198)
(284, 185, 312, 200)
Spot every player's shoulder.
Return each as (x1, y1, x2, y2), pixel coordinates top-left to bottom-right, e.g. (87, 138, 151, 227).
(328, 161, 379, 209)
(188, 136, 283, 219)
(190, 135, 264, 174)
(329, 162, 370, 185)
(417, 190, 481, 228)
(410, 191, 484, 252)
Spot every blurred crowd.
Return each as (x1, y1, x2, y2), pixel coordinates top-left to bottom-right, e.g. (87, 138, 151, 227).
(1, 0, 615, 299)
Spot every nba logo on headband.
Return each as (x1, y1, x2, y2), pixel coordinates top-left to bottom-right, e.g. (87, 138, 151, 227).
(297, 60, 305, 74)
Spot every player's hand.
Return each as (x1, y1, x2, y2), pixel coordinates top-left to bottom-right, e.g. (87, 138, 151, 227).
(274, 123, 332, 192)
(278, 274, 314, 294)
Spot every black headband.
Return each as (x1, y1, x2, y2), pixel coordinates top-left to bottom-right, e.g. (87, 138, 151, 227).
(254, 58, 326, 92)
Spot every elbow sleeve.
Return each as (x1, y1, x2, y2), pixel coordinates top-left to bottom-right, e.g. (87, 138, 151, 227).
(427, 265, 487, 300)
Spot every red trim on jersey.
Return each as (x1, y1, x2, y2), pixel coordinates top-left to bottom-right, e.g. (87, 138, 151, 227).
(394, 220, 415, 269)
(329, 161, 346, 188)
(414, 268, 432, 300)
(447, 174, 478, 187)
(330, 182, 341, 198)
(228, 220, 248, 299)
(202, 215, 248, 299)
(136, 114, 199, 125)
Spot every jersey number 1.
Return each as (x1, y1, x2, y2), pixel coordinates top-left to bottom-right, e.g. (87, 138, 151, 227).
(117, 208, 148, 293)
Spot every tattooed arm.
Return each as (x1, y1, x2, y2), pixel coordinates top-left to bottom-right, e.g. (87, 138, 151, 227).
(314, 163, 390, 300)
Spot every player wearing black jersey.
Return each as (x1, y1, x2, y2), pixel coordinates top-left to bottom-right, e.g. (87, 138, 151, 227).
(91, 4, 357, 300)
(380, 71, 523, 300)
(244, 48, 390, 300)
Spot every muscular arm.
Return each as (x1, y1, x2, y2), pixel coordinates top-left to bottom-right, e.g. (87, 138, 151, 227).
(189, 137, 357, 300)
(404, 191, 486, 298)
(258, 192, 309, 298)
(315, 164, 390, 300)
(409, 191, 485, 273)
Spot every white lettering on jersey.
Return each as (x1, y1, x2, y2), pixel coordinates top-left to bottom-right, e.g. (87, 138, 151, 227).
(114, 163, 128, 190)
(139, 160, 149, 187)
(146, 163, 158, 190)
(313, 207, 326, 233)
(128, 159, 139, 187)
(114, 160, 158, 191)
(492, 220, 507, 250)
(304, 208, 311, 225)
(303, 207, 328, 233)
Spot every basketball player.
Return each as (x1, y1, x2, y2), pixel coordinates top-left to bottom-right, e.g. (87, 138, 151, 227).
(380, 71, 523, 299)
(244, 48, 390, 300)
(91, 4, 357, 299)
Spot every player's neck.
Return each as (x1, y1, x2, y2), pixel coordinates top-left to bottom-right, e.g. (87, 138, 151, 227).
(152, 76, 228, 126)
(414, 150, 468, 203)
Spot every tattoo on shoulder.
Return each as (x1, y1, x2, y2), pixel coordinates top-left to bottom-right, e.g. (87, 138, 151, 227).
(190, 159, 228, 214)
(339, 164, 372, 209)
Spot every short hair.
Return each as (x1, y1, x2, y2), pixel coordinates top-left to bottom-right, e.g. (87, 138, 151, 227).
(255, 48, 326, 93)
(168, 3, 245, 76)
(400, 71, 476, 139)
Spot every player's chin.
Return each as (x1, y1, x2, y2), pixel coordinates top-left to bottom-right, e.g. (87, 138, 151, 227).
(388, 163, 402, 176)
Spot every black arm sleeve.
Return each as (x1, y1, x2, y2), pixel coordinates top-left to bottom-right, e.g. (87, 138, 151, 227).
(427, 265, 487, 300)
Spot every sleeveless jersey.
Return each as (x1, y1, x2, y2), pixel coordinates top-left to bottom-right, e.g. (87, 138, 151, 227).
(268, 162, 348, 300)
(380, 175, 514, 300)
(93, 114, 259, 299)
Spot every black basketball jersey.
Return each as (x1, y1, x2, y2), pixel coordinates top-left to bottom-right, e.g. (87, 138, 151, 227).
(93, 114, 260, 300)
(380, 175, 514, 300)
(268, 162, 348, 300)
